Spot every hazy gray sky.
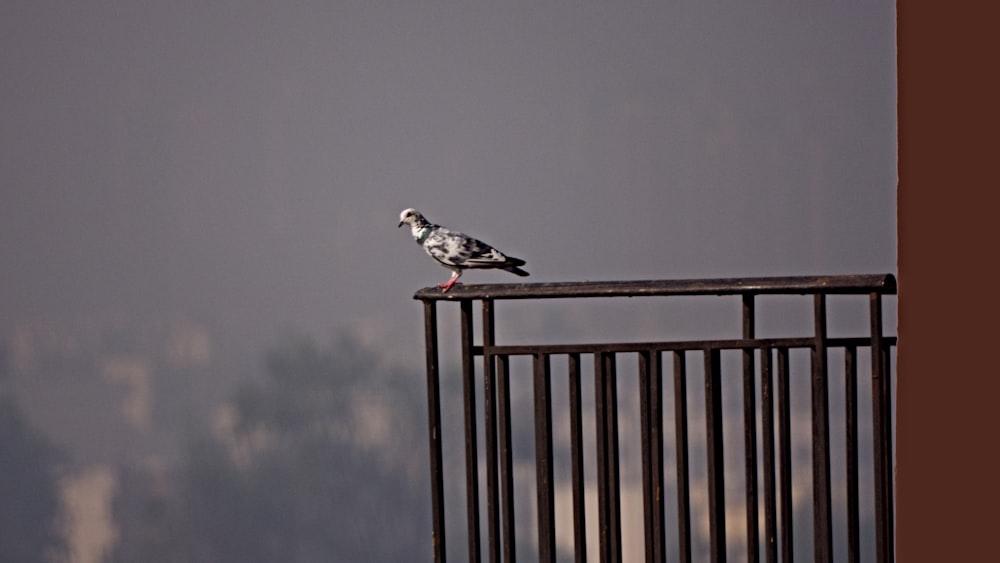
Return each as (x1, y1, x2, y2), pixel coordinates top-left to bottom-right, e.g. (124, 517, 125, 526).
(1, 2, 896, 358)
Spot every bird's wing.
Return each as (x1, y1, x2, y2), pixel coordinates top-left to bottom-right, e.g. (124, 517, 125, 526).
(424, 227, 508, 268)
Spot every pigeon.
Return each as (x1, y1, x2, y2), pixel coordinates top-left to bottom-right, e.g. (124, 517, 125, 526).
(398, 208, 529, 291)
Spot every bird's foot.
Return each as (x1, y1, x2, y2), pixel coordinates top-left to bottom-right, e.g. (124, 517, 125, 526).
(437, 281, 463, 292)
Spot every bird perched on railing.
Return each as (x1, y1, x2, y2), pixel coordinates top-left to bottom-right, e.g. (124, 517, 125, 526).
(398, 208, 529, 292)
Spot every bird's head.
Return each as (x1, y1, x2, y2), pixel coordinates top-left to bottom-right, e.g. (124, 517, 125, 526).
(398, 208, 425, 228)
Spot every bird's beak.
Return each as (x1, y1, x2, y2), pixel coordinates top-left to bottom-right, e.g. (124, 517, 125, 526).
(397, 221, 404, 228)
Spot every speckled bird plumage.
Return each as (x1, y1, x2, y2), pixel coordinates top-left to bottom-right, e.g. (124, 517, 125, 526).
(398, 208, 529, 291)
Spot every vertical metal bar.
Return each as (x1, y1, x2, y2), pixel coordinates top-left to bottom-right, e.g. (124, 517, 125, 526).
(776, 347, 793, 563)
(640, 351, 653, 562)
(742, 295, 760, 563)
(704, 347, 726, 563)
(595, 353, 611, 563)
(606, 353, 622, 563)
(594, 352, 623, 563)
(760, 347, 778, 563)
(568, 353, 587, 563)
(423, 300, 447, 563)
(651, 351, 666, 563)
(639, 351, 666, 563)
(497, 354, 516, 563)
(811, 294, 833, 562)
(882, 342, 895, 561)
(460, 299, 482, 563)
(845, 346, 860, 563)
(869, 292, 894, 563)
(673, 351, 692, 563)
(482, 300, 500, 563)
(533, 353, 555, 563)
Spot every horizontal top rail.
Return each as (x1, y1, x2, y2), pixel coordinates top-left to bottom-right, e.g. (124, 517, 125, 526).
(413, 273, 897, 301)
(472, 335, 897, 357)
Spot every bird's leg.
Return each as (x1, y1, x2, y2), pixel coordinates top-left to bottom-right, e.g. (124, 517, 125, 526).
(438, 270, 462, 292)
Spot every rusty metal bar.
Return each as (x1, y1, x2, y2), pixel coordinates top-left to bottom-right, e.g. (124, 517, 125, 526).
(595, 353, 610, 563)
(812, 295, 833, 562)
(704, 347, 726, 563)
(595, 352, 623, 563)
(760, 347, 778, 563)
(479, 336, 895, 357)
(742, 295, 760, 563)
(482, 300, 500, 563)
(639, 351, 666, 563)
(870, 292, 894, 563)
(882, 342, 895, 562)
(533, 353, 555, 563)
(568, 353, 587, 563)
(607, 353, 622, 563)
(496, 354, 516, 563)
(845, 346, 860, 563)
(640, 352, 653, 561)
(414, 274, 897, 301)
(423, 300, 447, 563)
(459, 299, 482, 563)
(673, 351, 692, 563)
(776, 347, 793, 563)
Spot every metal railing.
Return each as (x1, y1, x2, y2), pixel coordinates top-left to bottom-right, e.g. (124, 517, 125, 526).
(415, 274, 896, 563)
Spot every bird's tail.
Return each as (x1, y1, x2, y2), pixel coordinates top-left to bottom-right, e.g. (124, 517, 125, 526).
(504, 257, 529, 277)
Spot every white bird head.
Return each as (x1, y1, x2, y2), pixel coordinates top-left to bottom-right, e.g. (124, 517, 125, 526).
(398, 208, 426, 228)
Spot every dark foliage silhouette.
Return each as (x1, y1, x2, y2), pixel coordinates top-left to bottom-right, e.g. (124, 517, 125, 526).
(0, 396, 67, 562)
(109, 336, 428, 563)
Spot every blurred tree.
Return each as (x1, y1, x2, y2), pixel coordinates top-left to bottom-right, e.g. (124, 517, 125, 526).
(0, 396, 68, 562)
(109, 335, 429, 563)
